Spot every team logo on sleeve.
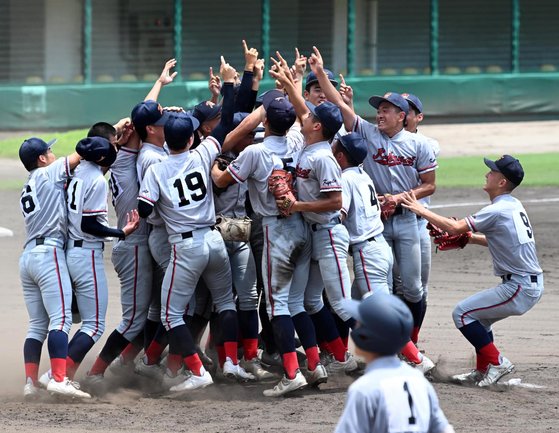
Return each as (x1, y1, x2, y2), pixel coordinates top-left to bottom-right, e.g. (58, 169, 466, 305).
(372, 148, 416, 167)
(323, 179, 337, 186)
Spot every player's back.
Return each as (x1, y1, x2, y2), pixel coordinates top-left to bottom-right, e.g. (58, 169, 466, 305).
(20, 157, 71, 246)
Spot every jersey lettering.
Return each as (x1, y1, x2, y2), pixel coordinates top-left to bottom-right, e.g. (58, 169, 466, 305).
(168, 168, 208, 209)
(513, 210, 534, 244)
(67, 178, 84, 214)
(20, 184, 40, 217)
(109, 172, 121, 206)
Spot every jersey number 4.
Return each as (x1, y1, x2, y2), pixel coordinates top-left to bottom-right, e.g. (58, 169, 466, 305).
(172, 170, 207, 207)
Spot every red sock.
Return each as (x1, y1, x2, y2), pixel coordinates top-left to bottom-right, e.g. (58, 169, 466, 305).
(88, 357, 109, 376)
(476, 352, 488, 372)
(223, 341, 238, 364)
(411, 326, 420, 344)
(242, 338, 258, 361)
(166, 354, 182, 375)
(184, 354, 203, 376)
(51, 358, 66, 382)
(305, 346, 320, 371)
(121, 343, 142, 364)
(24, 362, 39, 384)
(478, 342, 500, 366)
(401, 341, 421, 364)
(66, 357, 80, 380)
(145, 340, 165, 365)
(319, 341, 330, 353)
(341, 336, 349, 351)
(328, 337, 347, 362)
(216, 345, 226, 368)
(282, 352, 299, 379)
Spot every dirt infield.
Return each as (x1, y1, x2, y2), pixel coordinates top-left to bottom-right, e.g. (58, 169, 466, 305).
(0, 122, 557, 432)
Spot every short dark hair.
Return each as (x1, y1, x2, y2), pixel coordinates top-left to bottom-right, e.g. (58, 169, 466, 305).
(136, 125, 148, 141)
(333, 140, 359, 167)
(504, 179, 518, 192)
(87, 122, 116, 141)
(312, 114, 337, 141)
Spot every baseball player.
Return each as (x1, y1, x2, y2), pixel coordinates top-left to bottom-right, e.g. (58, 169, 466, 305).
(333, 133, 393, 298)
(212, 90, 327, 396)
(401, 155, 544, 386)
(306, 46, 436, 374)
(18, 137, 91, 399)
(138, 59, 255, 392)
(80, 121, 154, 388)
(335, 292, 454, 433)
(269, 57, 359, 374)
(37, 137, 139, 385)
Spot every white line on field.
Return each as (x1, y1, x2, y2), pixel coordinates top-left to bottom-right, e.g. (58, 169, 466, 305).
(0, 227, 14, 237)
(431, 197, 559, 209)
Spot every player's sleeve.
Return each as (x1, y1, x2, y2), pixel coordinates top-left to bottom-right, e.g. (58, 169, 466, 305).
(46, 157, 71, 185)
(334, 388, 374, 433)
(315, 154, 343, 193)
(113, 147, 138, 171)
(352, 115, 377, 136)
(416, 136, 438, 174)
(286, 123, 305, 154)
(137, 165, 160, 207)
(426, 382, 452, 433)
(466, 203, 499, 233)
(195, 136, 222, 168)
(83, 175, 108, 217)
(226, 146, 257, 184)
(341, 175, 352, 216)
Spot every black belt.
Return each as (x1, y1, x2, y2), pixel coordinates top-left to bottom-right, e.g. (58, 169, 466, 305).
(366, 235, 376, 243)
(501, 274, 538, 283)
(311, 217, 341, 232)
(72, 239, 104, 250)
(35, 238, 45, 246)
(180, 226, 215, 239)
(393, 206, 403, 216)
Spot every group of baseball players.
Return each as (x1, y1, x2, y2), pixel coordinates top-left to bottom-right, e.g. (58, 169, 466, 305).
(18, 40, 543, 431)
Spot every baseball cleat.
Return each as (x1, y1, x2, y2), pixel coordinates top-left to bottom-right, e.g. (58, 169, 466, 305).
(23, 378, 41, 400)
(305, 363, 328, 387)
(162, 367, 191, 390)
(242, 357, 276, 381)
(259, 350, 283, 368)
(38, 370, 52, 389)
(326, 352, 359, 374)
(223, 357, 256, 382)
(263, 370, 308, 397)
(477, 356, 515, 387)
(134, 355, 164, 380)
(414, 354, 435, 375)
(109, 354, 133, 376)
(169, 368, 213, 392)
(47, 378, 91, 399)
(319, 351, 334, 367)
(451, 369, 484, 385)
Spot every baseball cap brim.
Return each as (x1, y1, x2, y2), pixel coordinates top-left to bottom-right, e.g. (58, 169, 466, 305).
(262, 90, 286, 110)
(305, 77, 339, 90)
(152, 110, 171, 127)
(46, 138, 57, 149)
(342, 299, 363, 323)
(483, 157, 500, 172)
(368, 96, 387, 109)
(305, 101, 318, 116)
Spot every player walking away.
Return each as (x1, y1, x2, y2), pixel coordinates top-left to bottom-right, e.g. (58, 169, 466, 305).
(212, 90, 326, 396)
(335, 292, 454, 433)
(305, 46, 437, 375)
(138, 58, 255, 392)
(18, 138, 91, 399)
(333, 133, 393, 298)
(401, 155, 544, 387)
(269, 57, 359, 375)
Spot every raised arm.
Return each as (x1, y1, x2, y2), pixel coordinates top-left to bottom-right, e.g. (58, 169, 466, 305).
(269, 52, 309, 121)
(209, 56, 237, 145)
(222, 105, 265, 153)
(144, 58, 178, 102)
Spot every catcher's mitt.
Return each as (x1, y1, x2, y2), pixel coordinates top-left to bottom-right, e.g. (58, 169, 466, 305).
(215, 215, 252, 242)
(380, 194, 398, 220)
(215, 153, 235, 171)
(268, 169, 296, 217)
(426, 220, 472, 252)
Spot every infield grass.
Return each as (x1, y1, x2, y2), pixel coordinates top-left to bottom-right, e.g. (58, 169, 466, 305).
(0, 131, 558, 187)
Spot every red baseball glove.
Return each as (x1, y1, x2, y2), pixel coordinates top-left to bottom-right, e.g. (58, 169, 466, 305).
(268, 169, 297, 217)
(380, 194, 398, 220)
(426, 220, 472, 252)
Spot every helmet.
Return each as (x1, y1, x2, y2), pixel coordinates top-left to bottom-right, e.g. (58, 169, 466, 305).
(343, 292, 412, 355)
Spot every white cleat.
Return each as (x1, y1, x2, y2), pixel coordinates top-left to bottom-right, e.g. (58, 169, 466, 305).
(162, 367, 191, 390)
(109, 354, 133, 376)
(414, 354, 435, 375)
(305, 363, 328, 387)
(242, 358, 276, 381)
(38, 370, 52, 389)
(23, 378, 41, 400)
(134, 355, 163, 380)
(477, 357, 515, 387)
(47, 378, 91, 399)
(263, 370, 307, 397)
(319, 351, 334, 367)
(326, 352, 359, 374)
(223, 357, 256, 382)
(169, 368, 213, 392)
(451, 369, 483, 385)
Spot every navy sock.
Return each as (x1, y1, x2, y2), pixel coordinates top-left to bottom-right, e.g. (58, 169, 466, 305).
(271, 315, 296, 355)
(67, 331, 95, 363)
(143, 319, 160, 350)
(24, 338, 43, 364)
(189, 314, 209, 343)
(219, 310, 238, 343)
(98, 330, 129, 364)
(404, 298, 424, 328)
(153, 323, 168, 345)
(310, 306, 341, 342)
(168, 324, 196, 357)
(238, 310, 259, 340)
(292, 312, 317, 349)
(459, 321, 492, 351)
(259, 295, 276, 353)
(47, 330, 68, 360)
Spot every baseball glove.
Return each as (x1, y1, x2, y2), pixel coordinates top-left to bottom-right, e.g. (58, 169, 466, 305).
(215, 153, 235, 171)
(380, 194, 398, 220)
(426, 220, 472, 252)
(215, 215, 252, 242)
(268, 169, 297, 217)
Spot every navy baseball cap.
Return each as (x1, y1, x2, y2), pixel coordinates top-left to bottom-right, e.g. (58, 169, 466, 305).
(484, 155, 524, 186)
(76, 136, 117, 167)
(263, 90, 296, 133)
(337, 133, 368, 165)
(192, 101, 222, 125)
(305, 69, 338, 91)
(131, 100, 170, 128)
(305, 101, 343, 133)
(401, 93, 423, 113)
(19, 137, 57, 171)
(255, 90, 278, 109)
(343, 292, 413, 355)
(369, 92, 409, 114)
(164, 113, 201, 148)
(232, 112, 265, 134)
